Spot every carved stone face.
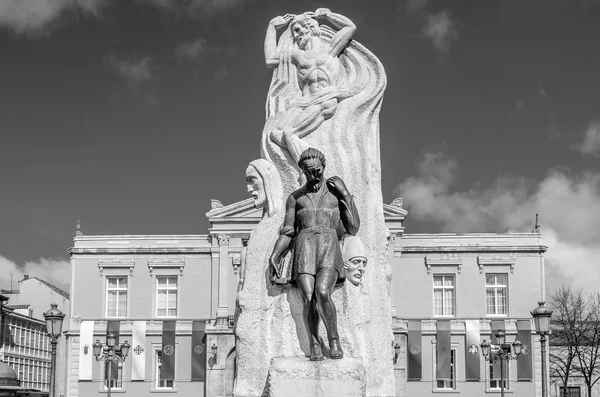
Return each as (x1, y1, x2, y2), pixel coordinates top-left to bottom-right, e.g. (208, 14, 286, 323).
(299, 158, 324, 191)
(344, 256, 367, 286)
(292, 22, 312, 49)
(246, 165, 266, 209)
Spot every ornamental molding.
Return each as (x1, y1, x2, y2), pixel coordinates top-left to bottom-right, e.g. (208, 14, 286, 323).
(477, 255, 516, 274)
(147, 257, 185, 276)
(98, 257, 135, 276)
(425, 255, 463, 274)
(218, 234, 230, 246)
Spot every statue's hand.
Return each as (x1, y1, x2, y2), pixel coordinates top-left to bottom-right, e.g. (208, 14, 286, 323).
(270, 14, 295, 29)
(326, 176, 350, 199)
(269, 256, 280, 282)
(314, 8, 331, 18)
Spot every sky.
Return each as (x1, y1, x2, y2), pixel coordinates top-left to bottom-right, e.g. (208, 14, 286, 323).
(1, 0, 599, 298)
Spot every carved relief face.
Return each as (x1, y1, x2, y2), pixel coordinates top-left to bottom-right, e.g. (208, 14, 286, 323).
(344, 256, 367, 286)
(300, 158, 324, 190)
(292, 22, 312, 49)
(246, 166, 266, 209)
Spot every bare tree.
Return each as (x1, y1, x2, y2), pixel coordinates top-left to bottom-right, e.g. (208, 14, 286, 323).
(575, 292, 600, 396)
(550, 285, 585, 394)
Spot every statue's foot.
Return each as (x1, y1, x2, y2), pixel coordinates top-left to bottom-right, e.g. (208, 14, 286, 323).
(329, 338, 344, 359)
(309, 343, 324, 361)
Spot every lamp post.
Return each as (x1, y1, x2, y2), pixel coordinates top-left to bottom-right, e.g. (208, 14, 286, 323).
(93, 332, 130, 397)
(532, 301, 553, 397)
(480, 330, 522, 397)
(43, 303, 65, 397)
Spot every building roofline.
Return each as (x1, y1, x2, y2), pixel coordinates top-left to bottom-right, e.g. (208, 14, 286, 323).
(23, 277, 70, 300)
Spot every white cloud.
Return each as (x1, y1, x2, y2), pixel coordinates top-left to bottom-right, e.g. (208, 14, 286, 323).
(0, 255, 70, 293)
(395, 149, 600, 295)
(572, 121, 600, 156)
(0, 0, 104, 35)
(174, 37, 207, 61)
(104, 54, 158, 105)
(105, 54, 153, 84)
(423, 10, 459, 60)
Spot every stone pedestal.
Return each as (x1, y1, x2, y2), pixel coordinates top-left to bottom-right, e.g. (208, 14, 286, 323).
(267, 357, 365, 397)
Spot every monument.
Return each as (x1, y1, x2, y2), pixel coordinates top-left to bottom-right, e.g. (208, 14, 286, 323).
(235, 8, 393, 396)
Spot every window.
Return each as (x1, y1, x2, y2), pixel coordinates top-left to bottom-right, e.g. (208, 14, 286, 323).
(486, 274, 508, 315)
(436, 349, 456, 390)
(156, 351, 174, 389)
(104, 362, 123, 389)
(433, 275, 455, 316)
(156, 276, 178, 317)
(560, 386, 581, 397)
(106, 276, 128, 317)
(489, 360, 508, 389)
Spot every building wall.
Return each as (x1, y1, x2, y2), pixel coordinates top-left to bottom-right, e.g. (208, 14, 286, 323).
(0, 309, 52, 393)
(66, 234, 243, 397)
(11, 277, 70, 397)
(392, 233, 547, 397)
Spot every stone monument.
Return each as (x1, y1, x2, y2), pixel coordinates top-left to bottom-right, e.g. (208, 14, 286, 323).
(235, 8, 393, 397)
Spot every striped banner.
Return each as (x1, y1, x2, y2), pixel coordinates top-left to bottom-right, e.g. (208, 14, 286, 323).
(131, 321, 146, 381)
(436, 320, 451, 380)
(407, 320, 422, 381)
(191, 321, 206, 382)
(106, 321, 120, 381)
(491, 320, 505, 380)
(161, 321, 176, 380)
(465, 320, 481, 381)
(78, 321, 94, 380)
(517, 319, 533, 380)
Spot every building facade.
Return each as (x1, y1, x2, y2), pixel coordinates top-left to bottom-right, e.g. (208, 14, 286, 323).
(65, 197, 549, 396)
(1, 277, 70, 397)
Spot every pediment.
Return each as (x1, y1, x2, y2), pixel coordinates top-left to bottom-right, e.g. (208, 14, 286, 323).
(206, 198, 263, 221)
(383, 198, 408, 219)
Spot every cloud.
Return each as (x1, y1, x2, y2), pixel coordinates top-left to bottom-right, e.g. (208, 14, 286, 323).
(174, 37, 207, 61)
(423, 10, 459, 60)
(0, 255, 70, 294)
(0, 0, 104, 35)
(572, 121, 600, 156)
(213, 67, 230, 80)
(134, 0, 250, 18)
(104, 53, 158, 105)
(395, 149, 600, 295)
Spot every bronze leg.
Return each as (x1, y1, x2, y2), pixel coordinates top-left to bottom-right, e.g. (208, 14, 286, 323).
(297, 274, 323, 361)
(314, 268, 343, 359)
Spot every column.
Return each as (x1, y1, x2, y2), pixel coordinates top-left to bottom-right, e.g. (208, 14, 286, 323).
(216, 234, 230, 327)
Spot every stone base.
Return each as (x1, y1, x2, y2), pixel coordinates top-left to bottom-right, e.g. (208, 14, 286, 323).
(267, 357, 365, 397)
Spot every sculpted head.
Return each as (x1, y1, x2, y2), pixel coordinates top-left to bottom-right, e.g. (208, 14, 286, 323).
(298, 148, 326, 190)
(342, 235, 368, 286)
(291, 14, 320, 49)
(246, 159, 283, 217)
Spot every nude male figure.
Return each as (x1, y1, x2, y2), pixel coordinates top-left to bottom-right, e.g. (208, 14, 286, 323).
(264, 9, 356, 161)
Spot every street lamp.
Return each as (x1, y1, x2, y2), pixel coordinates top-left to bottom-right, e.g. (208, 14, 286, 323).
(43, 303, 65, 397)
(532, 301, 553, 397)
(93, 331, 130, 397)
(480, 330, 522, 397)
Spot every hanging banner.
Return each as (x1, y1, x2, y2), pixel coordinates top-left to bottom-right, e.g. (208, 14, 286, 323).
(161, 321, 176, 380)
(191, 321, 206, 382)
(131, 321, 147, 381)
(517, 319, 533, 380)
(407, 320, 422, 381)
(78, 321, 94, 380)
(106, 321, 120, 381)
(491, 320, 505, 381)
(436, 320, 451, 380)
(465, 320, 481, 381)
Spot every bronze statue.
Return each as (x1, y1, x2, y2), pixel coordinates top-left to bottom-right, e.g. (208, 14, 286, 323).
(269, 147, 360, 361)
